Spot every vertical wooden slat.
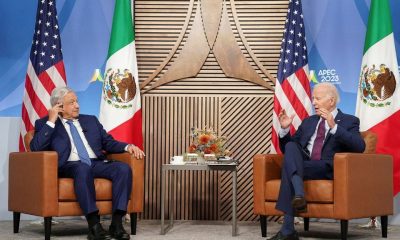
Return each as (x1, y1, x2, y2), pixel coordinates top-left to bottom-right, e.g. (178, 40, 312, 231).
(142, 97, 148, 219)
(188, 96, 194, 220)
(165, 96, 171, 218)
(156, 97, 161, 219)
(148, 96, 153, 219)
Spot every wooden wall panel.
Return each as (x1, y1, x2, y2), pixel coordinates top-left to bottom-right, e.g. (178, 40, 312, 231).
(220, 96, 273, 221)
(136, 0, 288, 220)
(143, 96, 221, 220)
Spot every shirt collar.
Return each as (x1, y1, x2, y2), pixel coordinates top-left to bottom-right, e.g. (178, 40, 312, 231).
(331, 108, 338, 119)
(60, 116, 78, 124)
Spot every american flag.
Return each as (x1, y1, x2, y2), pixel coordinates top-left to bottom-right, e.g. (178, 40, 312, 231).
(19, 0, 66, 151)
(271, 0, 312, 153)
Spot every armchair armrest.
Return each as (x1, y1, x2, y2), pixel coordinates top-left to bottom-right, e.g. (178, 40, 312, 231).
(253, 154, 283, 215)
(333, 153, 393, 219)
(8, 151, 59, 217)
(107, 153, 144, 213)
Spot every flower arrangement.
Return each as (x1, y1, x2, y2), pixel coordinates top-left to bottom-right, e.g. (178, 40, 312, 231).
(188, 127, 230, 158)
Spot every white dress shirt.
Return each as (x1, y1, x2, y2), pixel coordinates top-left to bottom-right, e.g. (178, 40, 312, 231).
(279, 108, 339, 154)
(47, 118, 97, 161)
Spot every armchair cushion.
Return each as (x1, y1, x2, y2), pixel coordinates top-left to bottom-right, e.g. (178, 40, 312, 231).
(59, 178, 112, 201)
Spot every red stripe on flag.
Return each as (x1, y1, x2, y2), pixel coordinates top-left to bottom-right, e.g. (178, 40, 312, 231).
(108, 110, 143, 150)
(368, 110, 400, 196)
(54, 61, 67, 82)
(19, 135, 25, 152)
(38, 71, 56, 94)
(295, 67, 312, 99)
(272, 95, 282, 153)
(281, 77, 309, 120)
(20, 98, 34, 151)
(273, 95, 282, 115)
(21, 103, 34, 132)
(271, 127, 282, 154)
(25, 74, 48, 117)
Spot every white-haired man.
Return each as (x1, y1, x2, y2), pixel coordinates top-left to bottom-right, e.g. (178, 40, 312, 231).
(30, 87, 144, 240)
(269, 83, 366, 240)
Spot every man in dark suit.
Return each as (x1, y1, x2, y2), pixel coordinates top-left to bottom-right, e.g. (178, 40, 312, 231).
(30, 87, 144, 240)
(269, 83, 365, 240)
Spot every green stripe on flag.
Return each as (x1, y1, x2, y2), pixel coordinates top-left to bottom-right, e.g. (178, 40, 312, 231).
(107, 0, 134, 58)
(363, 0, 393, 53)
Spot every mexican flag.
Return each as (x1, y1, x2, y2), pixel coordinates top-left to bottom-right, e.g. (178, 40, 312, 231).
(99, 0, 143, 149)
(355, 0, 400, 195)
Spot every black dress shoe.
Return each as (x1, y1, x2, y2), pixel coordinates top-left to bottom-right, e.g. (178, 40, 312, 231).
(109, 223, 130, 240)
(268, 231, 299, 240)
(292, 196, 307, 213)
(88, 223, 112, 240)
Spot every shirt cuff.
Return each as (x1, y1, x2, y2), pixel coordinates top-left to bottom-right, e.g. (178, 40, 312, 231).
(329, 124, 338, 134)
(279, 127, 290, 138)
(46, 121, 55, 128)
(125, 144, 135, 152)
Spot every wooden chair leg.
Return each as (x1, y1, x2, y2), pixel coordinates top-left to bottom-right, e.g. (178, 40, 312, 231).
(381, 216, 388, 238)
(13, 212, 20, 233)
(44, 217, 52, 240)
(260, 215, 267, 237)
(340, 220, 348, 240)
(304, 217, 309, 231)
(130, 213, 137, 235)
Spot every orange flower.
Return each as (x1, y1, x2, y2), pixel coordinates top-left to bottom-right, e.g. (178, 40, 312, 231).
(188, 144, 197, 153)
(188, 127, 230, 157)
(210, 144, 218, 153)
(199, 134, 210, 144)
(203, 147, 212, 154)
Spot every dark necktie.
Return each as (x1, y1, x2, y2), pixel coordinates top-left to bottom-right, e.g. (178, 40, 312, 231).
(66, 120, 91, 166)
(310, 120, 326, 160)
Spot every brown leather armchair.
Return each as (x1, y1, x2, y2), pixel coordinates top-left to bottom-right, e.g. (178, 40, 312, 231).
(8, 131, 144, 240)
(253, 131, 393, 240)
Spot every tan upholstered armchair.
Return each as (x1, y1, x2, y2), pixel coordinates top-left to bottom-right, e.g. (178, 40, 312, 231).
(253, 131, 393, 240)
(8, 131, 144, 240)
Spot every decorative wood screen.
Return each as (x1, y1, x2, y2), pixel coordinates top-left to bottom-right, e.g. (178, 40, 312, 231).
(135, 0, 288, 220)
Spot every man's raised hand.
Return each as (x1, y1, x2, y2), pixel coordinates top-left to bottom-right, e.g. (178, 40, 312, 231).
(48, 103, 63, 123)
(278, 109, 295, 129)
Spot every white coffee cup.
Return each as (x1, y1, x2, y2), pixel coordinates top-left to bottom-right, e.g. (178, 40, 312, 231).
(171, 155, 184, 165)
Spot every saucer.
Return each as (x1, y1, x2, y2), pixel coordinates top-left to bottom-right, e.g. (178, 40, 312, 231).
(170, 161, 185, 165)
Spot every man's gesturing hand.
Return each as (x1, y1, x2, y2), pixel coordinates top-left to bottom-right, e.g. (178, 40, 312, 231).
(317, 108, 336, 129)
(278, 109, 295, 129)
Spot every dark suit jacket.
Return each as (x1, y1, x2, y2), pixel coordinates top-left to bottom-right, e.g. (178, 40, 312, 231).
(30, 114, 128, 168)
(279, 109, 366, 168)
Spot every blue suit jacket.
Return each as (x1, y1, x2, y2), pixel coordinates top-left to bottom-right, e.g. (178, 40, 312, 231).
(30, 114, 128, 168)
(279, 109, 366, 168)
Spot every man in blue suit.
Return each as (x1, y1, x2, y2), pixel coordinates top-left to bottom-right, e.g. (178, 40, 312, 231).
(30, 87, 144, 240)
(269, 83, 365, 240)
